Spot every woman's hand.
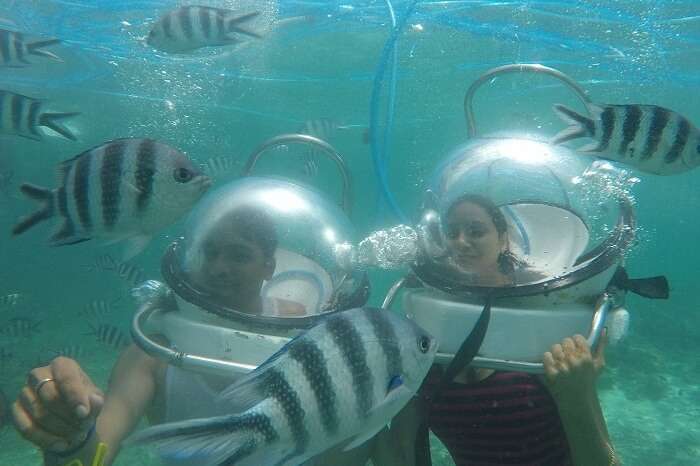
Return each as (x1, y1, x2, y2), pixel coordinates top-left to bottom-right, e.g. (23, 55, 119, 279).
(542, 329, 607, 404)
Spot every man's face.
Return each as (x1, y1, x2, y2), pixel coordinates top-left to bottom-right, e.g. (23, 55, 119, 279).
(198, 231, 275, 306)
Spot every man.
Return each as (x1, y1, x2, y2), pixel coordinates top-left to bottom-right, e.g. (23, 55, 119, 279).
(13, 206, 383, 465)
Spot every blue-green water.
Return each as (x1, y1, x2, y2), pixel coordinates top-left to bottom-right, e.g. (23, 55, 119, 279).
(1, 1, 699, 465)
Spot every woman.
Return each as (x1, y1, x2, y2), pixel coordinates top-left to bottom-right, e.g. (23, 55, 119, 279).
(374, 195, 618, 466)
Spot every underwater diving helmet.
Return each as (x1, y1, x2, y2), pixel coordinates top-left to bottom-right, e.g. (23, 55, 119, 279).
(341, 65, 645, 373)
(132, 134, 369, 376)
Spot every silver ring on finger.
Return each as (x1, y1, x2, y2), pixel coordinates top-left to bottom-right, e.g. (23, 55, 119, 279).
(34, 377, 56, 395)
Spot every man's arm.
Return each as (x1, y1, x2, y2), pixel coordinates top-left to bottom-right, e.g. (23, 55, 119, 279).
(13, 343, 163, 466)
(370, 398, 422, 466)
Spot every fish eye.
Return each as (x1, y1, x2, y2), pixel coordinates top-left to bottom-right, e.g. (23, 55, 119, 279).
(418, 336, 431, 353)
(173, 167, 194, 183)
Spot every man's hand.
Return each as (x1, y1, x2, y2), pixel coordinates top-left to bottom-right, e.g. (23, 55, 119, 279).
(12, 357, 104, 453)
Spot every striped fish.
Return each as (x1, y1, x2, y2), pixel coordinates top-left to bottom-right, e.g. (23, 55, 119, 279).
(148, 7, 262, 53)
(128, 307, 438, 466)
(552, 103, 700, 175)
(12, 138, 211, 259)
(88, 323, 130, 349)
(0, 293, 20, 307)
(296, 119, 343, 178)
(116, 260, 146, 286)
(202, 155, 240, 179)
(0, 167, 13, 199)
(0, 90, 78, 141)
(1, 317, 40, 338)
(0, 347, 14, 367)
(0, 386, 7, 430)
(0, 28, 61, 67)
(49, 344, 88, 360)
(83, 253, 118, 272)
(80, 299, 115, 320)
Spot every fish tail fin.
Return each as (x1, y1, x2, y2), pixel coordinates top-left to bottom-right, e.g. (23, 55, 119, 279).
(26, 38, 62, 61)
(623, 275, 670, 299)
(38, 112, 79, 141)
(610, 266, 670, 299)
(12, 184, 55, 236)
(127, 414, 260, 465)
(225, 11, 263, 38)
(551, 104, 595, 145)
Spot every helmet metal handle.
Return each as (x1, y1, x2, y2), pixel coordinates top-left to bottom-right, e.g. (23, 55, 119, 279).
(242, 133, 353, 214)
(464, 63, 592, 138)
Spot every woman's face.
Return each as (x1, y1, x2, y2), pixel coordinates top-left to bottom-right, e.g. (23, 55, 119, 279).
(445, 201, 505, 275)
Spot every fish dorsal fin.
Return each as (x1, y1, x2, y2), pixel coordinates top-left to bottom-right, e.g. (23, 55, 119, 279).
(586, 102, 606, 119)
(57, 153, 82, 181)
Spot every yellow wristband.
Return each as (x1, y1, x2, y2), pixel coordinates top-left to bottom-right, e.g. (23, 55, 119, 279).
(61, 442, 108, 466)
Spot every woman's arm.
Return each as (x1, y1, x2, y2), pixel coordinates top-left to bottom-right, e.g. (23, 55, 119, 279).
(543, 331, 618, 466)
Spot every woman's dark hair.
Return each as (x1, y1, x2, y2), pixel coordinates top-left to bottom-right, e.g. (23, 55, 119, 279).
(225, 206, 278, 259)
(446, 194, 527, 276)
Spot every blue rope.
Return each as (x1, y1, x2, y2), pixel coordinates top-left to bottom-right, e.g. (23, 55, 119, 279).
(375, 0, 399, 222)
(369, 0, 419, 224)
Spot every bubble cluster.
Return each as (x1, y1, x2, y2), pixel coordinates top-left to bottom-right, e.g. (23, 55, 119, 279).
(335, 225, 418, 270)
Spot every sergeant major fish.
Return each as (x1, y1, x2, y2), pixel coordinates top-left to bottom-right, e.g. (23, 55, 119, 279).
(552, 103, 700, 175)
(11, 138, 211, 259)
(148, 6, 262, 53)
(1, 28, 61, 67)
(128, 307, 438, 466)
(1, 90, 78, 141)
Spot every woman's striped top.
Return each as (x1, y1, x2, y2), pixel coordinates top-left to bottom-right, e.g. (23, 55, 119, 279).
(425, 369, 572, 466)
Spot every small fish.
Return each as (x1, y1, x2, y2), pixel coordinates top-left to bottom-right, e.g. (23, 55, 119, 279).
(0, 293, 20, 307)
(0, 169, 13, 198)
(84, 253, 118, 272)
(0, 90, 78, 141)
(12, 138, 211, 259)
(0, 28, 61, 67)
(49, 344, 88, 360)
(552, 103, 700, 175)
(128, 307, 437, 466)
(80, 299, 116, 320)
(0, 347, 14, 367)
(88, 323, 130, 349)
(298, 118, 341, 141)
(148, 7, 262, 53)
(202, 156, 239, 179)
(0, 156, 13, 198)
(0, 386, 7, 430)
(296, 119, 342, 178)
(116, 261, 145, 286)
(0, 317, 40, 338)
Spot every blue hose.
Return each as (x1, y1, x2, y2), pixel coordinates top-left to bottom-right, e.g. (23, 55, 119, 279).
(369, 0, 419, 224)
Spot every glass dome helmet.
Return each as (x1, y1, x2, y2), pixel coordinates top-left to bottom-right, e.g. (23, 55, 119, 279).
(414, 134, 636, 298)
(161, 138, 368, 331)
(410, 65, 637, 299)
